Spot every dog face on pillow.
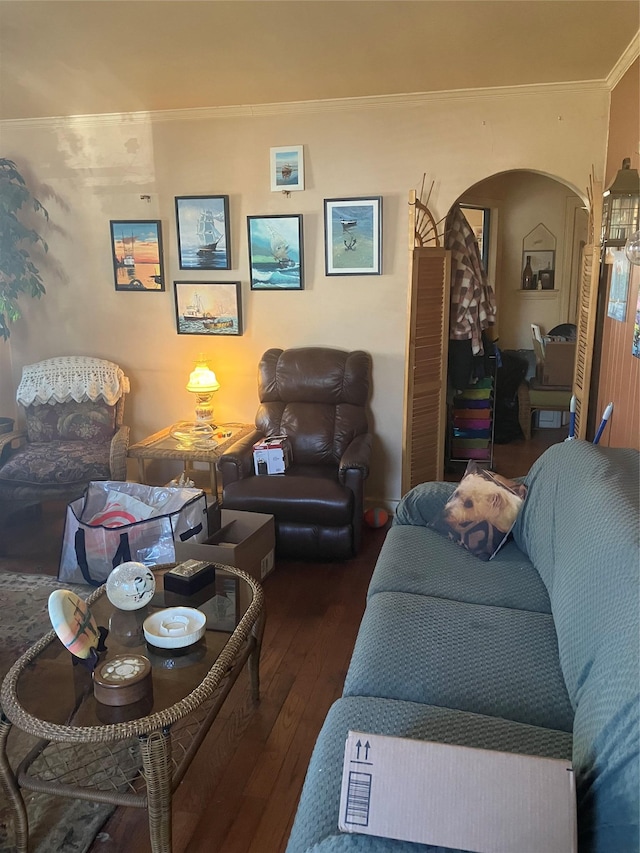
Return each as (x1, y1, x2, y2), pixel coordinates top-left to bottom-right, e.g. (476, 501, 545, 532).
(443, 470, 526, 535)
(429, 462, 528, 561)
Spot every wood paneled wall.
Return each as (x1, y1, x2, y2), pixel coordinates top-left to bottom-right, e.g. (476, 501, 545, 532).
(594, 59, 639, 449)
(596, 265, 639, 449)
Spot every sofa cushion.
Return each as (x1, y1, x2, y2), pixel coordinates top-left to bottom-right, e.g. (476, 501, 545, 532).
(0, 441, 111, 486)
(343, 591, 574, 732)
(428, 462, 527, 561)
(369, 523, 551, 613)
(514, 441, 640, 853)
(286, 696, 572, 853)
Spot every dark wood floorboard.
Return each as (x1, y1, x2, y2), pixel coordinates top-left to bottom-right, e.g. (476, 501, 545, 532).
(0, 429, 559, 852)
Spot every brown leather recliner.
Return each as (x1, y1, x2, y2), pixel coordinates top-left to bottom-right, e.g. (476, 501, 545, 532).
(219, 347, 372, 560)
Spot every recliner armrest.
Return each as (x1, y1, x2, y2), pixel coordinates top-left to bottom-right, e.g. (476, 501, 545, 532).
(219, 429, 263, 485)
(338, 433, 372, 483)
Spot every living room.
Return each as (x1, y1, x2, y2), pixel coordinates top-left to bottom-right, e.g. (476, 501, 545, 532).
(0, 3, 639, 852)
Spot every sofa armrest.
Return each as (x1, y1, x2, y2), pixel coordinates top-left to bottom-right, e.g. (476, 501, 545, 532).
(109, 425, 130, 480)
(219, 429, 263, 486)
(394, 480, 458, 527)
(338, 433, 372, 484)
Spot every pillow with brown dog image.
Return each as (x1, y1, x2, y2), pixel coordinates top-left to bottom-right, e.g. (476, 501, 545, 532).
(429, 461, 527, 561)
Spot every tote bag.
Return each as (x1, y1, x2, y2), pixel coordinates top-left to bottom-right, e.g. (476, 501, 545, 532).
(58, 480, 209, 586)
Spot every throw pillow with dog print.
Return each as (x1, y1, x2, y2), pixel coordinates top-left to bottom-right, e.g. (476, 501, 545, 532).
(429, 461, 527, 561)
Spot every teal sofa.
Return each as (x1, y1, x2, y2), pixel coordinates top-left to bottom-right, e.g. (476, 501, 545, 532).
(286, 441, 640, 853)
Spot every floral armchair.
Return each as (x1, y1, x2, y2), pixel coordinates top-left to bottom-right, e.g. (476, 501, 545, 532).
(0, 356, 130, 526)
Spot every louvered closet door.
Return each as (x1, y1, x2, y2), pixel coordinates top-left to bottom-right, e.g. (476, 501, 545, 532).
(573, 180, 603, 439)
(402, 247, 451, 493)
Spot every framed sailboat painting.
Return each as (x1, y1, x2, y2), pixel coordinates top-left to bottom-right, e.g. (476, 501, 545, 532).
(324, 197, 382, 276)
(110, 220, 165, 290)
(174, 281, 243, 335)
(270, 146, 304, 192)
(175, 196, 231, 270)
(247, 214, 304, 290)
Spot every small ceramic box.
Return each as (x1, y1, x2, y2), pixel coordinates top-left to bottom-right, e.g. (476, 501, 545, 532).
(163, 559, 216, 596)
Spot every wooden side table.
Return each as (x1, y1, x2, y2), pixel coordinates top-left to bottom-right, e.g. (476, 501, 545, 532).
(127, 423, 254, 498)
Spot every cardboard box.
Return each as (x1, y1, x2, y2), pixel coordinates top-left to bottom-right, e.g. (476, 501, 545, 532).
(174, 509, 275, 583)
(534, 340, 576, 387)
(339, 731, 576, 853)
(253, 435, 292, 475)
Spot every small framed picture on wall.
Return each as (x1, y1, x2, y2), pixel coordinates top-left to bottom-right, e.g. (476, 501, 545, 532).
(324, 197, 382, 276)
(175, 195, 231, 270)
(270, 146, 304, 192)
(110, 220, 165, 290)
(174, 281, 243, 335)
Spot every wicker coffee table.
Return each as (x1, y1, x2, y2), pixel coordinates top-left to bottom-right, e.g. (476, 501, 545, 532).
(0, 565, 264, 853)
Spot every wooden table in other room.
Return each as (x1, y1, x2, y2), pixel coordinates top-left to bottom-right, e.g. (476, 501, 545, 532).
(127, 423, 254, 497)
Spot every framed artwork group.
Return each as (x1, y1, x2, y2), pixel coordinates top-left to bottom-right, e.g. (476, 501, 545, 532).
(110, 147, 383, 335)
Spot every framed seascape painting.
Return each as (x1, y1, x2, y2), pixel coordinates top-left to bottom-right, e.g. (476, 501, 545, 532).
(175, 195, 231, 270)
(110, 220, 165, 290)
(174, 281, 243, 336)
(270, 146, 304, 192)
(247, 214, 304, 290)
(324, 197, 382, 276)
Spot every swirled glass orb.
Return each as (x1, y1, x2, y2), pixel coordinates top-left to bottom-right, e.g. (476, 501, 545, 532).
(624, 230, 640, 266)
(106, 562, 156, 611)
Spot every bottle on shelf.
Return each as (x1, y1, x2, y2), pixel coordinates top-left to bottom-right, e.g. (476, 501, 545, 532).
(522, 256, 534, 290)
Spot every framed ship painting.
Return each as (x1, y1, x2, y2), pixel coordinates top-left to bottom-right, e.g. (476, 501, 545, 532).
(175, 195, 231, 270)
(324, 197, 382, 276)
(247, 214, 304, 290)
(174, 281, 243, 336)
(110, 220, 165, 290)
(270, 146, 304, 192)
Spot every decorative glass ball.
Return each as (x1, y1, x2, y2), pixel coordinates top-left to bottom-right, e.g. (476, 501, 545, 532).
(624, 230, 640, 266)
(106, 562, 156, 611)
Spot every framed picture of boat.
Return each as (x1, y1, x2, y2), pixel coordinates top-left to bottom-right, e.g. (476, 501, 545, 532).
(247, 214, 304, 290)
(270, 146, 304, 192)
(175, 195, 231, 270)
(173, 281, 243, 336)
(110, 220, 165, 290)
(324, 197, 382, 276)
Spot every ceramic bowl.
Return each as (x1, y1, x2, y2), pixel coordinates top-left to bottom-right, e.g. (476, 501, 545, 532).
(143, 606, 206, 649)
(106, 562, 156, 611)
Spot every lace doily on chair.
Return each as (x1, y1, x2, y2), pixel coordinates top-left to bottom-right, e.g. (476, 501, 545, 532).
(16, 356, 130, 407)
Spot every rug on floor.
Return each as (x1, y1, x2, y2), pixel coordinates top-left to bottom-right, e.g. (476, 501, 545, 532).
(0, 572, 115, 853)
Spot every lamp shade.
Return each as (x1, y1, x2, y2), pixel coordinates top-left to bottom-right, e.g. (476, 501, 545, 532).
(186, 362, 220, 394)
(602, 158, 640, 248)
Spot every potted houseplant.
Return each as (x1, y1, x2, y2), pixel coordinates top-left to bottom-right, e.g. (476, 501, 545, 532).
(0, 158, 49, 340)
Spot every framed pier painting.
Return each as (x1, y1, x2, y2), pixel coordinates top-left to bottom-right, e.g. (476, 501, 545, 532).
(247, 214, 304, 290)
(324, 197, 382, 276)
(270, 146, 304, 192)
(174, 281, 243, 336)
(175, 195, 231, 270)
(110, 220, 165, 291)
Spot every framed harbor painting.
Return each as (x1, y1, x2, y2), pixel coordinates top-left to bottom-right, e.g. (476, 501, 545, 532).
(175, 195, 231, 270)
(270, 146, 304, 192)
(110, 220, 165, 290)
(174, 281, 243, 335)
(324, 197, 382, 275)
(247, 214, 304, 290)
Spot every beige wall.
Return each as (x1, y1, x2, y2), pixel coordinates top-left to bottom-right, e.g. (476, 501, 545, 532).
(0, 84, 609, 504)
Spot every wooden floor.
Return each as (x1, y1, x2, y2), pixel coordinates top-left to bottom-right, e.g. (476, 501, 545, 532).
(0, 428, 563, 852)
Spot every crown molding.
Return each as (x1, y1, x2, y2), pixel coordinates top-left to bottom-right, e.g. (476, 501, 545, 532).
(1, 79, 609, 132)
(606, 30, 640, 89)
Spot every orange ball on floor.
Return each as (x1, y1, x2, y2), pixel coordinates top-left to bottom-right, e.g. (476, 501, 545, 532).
(364, 507, 389, 528)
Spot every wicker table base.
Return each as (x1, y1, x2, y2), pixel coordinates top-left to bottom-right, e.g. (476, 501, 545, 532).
(0, 566, 264, 853)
